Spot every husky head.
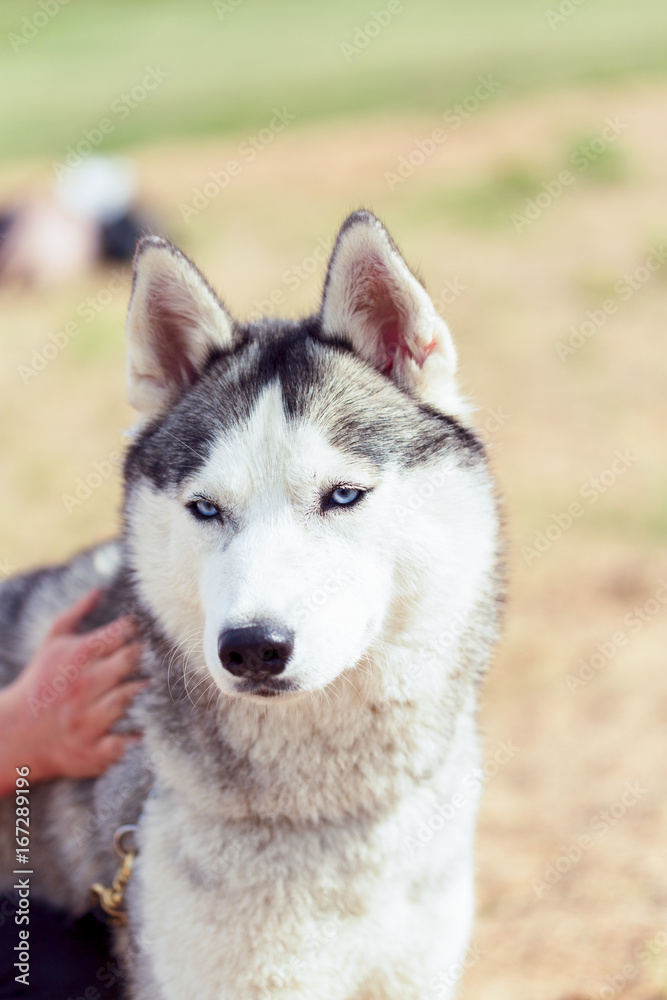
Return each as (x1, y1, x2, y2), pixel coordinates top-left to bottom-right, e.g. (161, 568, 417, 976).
(123, 211, 498, 705)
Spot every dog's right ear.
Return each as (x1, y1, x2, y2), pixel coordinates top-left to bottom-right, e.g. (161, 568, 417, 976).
(319, 211, 468, 417)
(126, 237, 234, 418)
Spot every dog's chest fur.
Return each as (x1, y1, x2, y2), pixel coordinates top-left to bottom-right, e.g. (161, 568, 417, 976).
(126, 675, 482, 1000)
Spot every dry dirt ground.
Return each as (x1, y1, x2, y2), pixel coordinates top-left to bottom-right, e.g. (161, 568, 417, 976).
(1, 82, 666, 999)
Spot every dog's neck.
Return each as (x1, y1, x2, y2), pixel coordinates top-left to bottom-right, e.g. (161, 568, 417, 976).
(137, 629, 477, 829)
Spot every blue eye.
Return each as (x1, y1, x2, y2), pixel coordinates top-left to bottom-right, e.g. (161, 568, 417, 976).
(328, 487, 362, 507)
(190, 499, 220, 520)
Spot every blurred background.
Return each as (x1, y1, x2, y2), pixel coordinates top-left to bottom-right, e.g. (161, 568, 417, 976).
(1, 1, 666, 997)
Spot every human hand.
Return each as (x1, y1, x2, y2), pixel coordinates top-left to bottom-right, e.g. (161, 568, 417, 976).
(0, 588, 146, 794)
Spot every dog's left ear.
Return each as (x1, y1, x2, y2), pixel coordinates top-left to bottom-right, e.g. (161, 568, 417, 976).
(126, 237, 234, 419)
(320, 211, 467, 415)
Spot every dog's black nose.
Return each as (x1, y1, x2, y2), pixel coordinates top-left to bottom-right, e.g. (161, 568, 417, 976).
(218, 624, 294, 678)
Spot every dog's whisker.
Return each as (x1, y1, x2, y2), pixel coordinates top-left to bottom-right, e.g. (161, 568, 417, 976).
(342, 671, 370, 708)
(205, 684, 218, 712)
(188, 671, 214, 702)
(174, 634, 208, 707)
(192, 675, 218, 710)
(165, 627, 206, 704)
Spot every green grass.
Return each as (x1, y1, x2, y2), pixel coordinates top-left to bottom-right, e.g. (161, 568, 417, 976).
(0, 0, 666, 163)
(566, 134, 631, 183)
(585, 500, 667, 540)
(409, 165, 545, 228)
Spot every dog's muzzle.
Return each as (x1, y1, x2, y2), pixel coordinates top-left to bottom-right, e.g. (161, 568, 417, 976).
(218, 623, 294, 681)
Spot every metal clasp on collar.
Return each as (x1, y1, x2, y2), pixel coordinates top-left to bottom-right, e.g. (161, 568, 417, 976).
(91, 824, 138, 926)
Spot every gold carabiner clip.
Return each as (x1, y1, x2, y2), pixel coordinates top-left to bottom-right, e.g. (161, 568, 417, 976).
(91, 824, 138, 926)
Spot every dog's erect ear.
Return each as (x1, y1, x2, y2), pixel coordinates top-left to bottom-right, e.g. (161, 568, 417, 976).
(320, 211, 467, 416)
(126, 237, 233, 418)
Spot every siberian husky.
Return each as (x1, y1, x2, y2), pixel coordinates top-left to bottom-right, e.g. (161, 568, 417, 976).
(0, 210, 503, 998)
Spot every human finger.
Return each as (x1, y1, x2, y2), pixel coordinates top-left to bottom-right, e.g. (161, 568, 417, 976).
(75, 615, 140, 662)
(83, 680, 149, 740)
(48, 588, 105, 638)
(82, 642, 145, 703)
(90, 732, 142, 772)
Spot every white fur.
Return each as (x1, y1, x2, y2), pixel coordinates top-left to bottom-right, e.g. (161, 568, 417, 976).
(133, 702, 481, 1000)
(127, 382, 495, 706)
(124, 389, 496, 997)
(119, 220, 500, 999)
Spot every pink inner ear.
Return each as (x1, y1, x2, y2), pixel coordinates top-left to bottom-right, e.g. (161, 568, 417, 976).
(377, 315, 402, 375)
(357, 255, 404, 375)
(148, 284, 200, 388)
(360, 257, 435, 375)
